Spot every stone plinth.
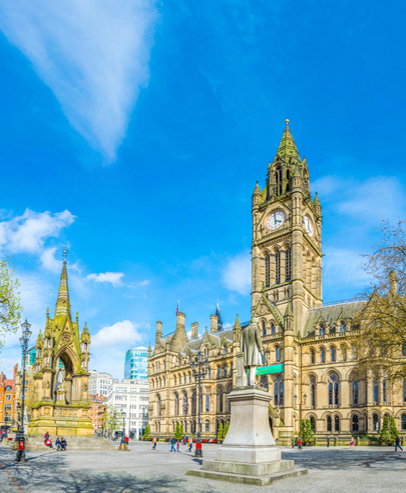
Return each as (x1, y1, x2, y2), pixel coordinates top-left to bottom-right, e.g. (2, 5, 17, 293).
(187, 386, 307, 485)
(7, 435, 116, 451)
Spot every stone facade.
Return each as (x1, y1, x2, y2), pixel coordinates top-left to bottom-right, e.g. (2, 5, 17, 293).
(149, 121, 406, 444)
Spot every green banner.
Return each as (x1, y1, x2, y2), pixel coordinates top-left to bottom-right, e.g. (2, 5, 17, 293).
(255, 364, 283, 375)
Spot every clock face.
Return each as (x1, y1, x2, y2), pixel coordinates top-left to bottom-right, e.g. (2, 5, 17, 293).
(304, 215, 314, 236)
(266, 211, 285, 231)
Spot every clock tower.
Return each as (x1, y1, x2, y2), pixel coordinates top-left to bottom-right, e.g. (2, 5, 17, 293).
(251, 120, 322, 336)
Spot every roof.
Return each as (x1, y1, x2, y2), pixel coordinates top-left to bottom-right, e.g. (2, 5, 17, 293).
(303, 300, 366, 337)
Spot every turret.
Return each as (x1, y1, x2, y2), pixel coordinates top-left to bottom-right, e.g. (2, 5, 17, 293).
(232, 314, 242, 343)
(284, 302, 294, 332)
(155, 321, 163, 347)
(252, 181, 262, 209)
(314, 192, 322, 216)
(210, 314, 218, 333)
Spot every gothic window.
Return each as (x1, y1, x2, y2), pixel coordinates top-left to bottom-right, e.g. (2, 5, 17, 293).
(174, 376, 177, 386)
(174, 393, 179, 415)
(271, 323, 276, 334)
(403, 380, 406, 402)
(320, 348, 325, 363)
(353, 381, 358, 405)
(184, 374, 187, 384)
(402, 415, 406, 431)
(285, 248, 292, 283)
(224, 366, 228, 377)
(319, 324, 325, 336)
(310, 379, 316, 407)
(265, 254, 271, 288)
(327, 415, 332, 432)
(262, 321, 266, 336)
(262, 352, 266, 364)
(373, 413, 379, 431)
(183, 393, 188, 415)
(223, 345, 227, 354)
(205, 420, 210, 432)
(310, 349, 315, 364)
(191, 392, 197, 415)
(334, 415, 340, 432)
(275, 251, 281, 285)
(331, 347, 336, 362)
(340, 321, 346, 332)
(382, 378, 387, 403)
(208, 367, 212, 379)
(157, 395, 161, 416)
(328, 374, 339, 406)
(260, 376, 268, 391)
(275, 166, 283, 195)
(204, 347, 209, 358)
(373, 379, 378, 403)
(274, 377, 284, 406)
(310, 416, 316, 432)
(286, 169, 291, 193)
(218, 367, 221, 378)
(219, 388, 224, 413)
(205, 390, 210, 412)
(275, 347, 281, 362)
(352, 415, 359, 432)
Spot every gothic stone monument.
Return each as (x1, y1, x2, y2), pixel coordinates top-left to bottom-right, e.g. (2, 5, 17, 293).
(188, 318, 307, 486)
(28, 251, 93, 437)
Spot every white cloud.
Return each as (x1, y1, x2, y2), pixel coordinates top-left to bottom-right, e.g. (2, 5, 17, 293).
(91, 320, 143, 348)
(40, 247, 62, 272)
(222, 251, 251, 295)
(86, 272, 124, 287)
(0, 0, 159, 161)
(0, 209, 75, 255)
(128, 279, 151, 288)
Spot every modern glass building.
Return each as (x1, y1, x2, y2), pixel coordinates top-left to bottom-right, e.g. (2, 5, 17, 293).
(124, 347, 148, 380)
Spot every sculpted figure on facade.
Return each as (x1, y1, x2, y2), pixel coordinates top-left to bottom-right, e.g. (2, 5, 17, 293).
(241, 317, 264, 385)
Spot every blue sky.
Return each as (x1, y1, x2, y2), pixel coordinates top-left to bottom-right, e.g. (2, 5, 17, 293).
(0, 0, 405, 378)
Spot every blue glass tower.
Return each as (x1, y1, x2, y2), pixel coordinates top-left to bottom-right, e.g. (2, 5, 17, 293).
(124, 347, 148, 380)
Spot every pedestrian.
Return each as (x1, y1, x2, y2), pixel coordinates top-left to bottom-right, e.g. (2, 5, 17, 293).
(327, 436, 330, 448)
(350, 437, 354, 450)
(152, 436, 157, 450)
(188, 437, 193, 452)
(170, 436, 176, 452)
(298, 438, 302, 449)
(125, 435, 129, 445)
(291, 437, 295, 448)
(176, 440, 180, 452)
(395, 435, 403, 452)
(56, 437, 62, 451)
(44, 431, 50, 440)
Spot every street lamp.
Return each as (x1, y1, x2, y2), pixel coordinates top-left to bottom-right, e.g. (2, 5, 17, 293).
(191, 351, 209, 458)
(15, 319, 32, 462)
(121, 411, 126, 445)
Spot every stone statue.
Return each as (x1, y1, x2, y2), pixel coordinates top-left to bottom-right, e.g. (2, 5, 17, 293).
(55, 368, 65, 392)
(241, 318, 264, 385)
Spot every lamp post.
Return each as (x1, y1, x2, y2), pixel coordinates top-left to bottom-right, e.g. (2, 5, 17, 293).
(296, 391, 307, 450)
(191, 351, 209, 458)
(121, 411, 126, 444)
(15, 319, 32, 462)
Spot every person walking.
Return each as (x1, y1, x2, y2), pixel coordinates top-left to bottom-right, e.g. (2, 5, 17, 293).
(170, 436, 176, 452)
(395, 435, 404, 452)
(152, 436, 157, 450)
(176, 440, 180, 452)
(327, 436, 330, 448)
(188, 437, 193, 452)
(291, 437, 295, 448)
(350, 437, 355, 450)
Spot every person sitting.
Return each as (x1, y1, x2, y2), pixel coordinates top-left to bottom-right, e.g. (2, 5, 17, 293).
(61, 437, 67, 451)
(44, 431, 50, 440)
(55, 437, 62, 451)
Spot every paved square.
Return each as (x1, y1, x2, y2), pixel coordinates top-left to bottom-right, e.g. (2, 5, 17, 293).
(1, 441, 406, 492)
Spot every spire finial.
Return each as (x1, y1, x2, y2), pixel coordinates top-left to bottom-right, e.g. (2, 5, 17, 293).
(285, 119, 290, 125)
(63, 249, 68, 262)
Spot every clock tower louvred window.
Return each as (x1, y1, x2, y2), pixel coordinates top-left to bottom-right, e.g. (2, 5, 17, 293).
(275, 251, 281, 285)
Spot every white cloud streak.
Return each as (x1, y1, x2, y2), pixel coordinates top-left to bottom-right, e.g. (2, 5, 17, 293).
(86, 272, 124, 287)
(0, 0, 159, 161)
(222, 251, 251, 295)
(92, 320, 144, 348)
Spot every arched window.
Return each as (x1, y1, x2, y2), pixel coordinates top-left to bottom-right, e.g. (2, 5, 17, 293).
(353, 381, 358, 405)
(174, 393, 179, 415)
(352, 415, 359, 432)
(218, 367, 221, 378)
(310, 416, 316, 432)
(319, 324, 325, 336)
(331, 347, 336, 362)
(224, 366, 228, 377)
(219, 388, 224, 413)
(205, 390, 210, 412)
(157, 395, 161, 416)
(262, 321, 266, 336)
(402, 415, 406, 431)
(274, 377, 283, 406)
(340, 321, 346, 332)
(327, 415, 332, 432)
(334, 415, 340, 432)
(310, 379, 316, 407)
(191, 392, 197, 415)
(382, 378, 387, 403)
(183, 393, 188, 415)
(373, 413, 379, 431)
(203, 347, 208, 358)
(208, 367, 212, 379)
(328, 374, 339, 406)
(174, 376, 177, 386)
(262, 352, 266, 364)
(265, 254, 271, 288)
(285, 248, 292, 282)
(275, 251, 281, 285)
(373, 378, 378, 403)
(184, 374, 187, 384)
(310, 349, 315, 364)
(320, 348, 325, 363)
(205, 420, 210, 432)
(286, 169, 291, 193)
(275, 166, 283, 195)
(260, 376, 269, 391)
(271, 323, 276, 334)
(276, 347, 281, 362)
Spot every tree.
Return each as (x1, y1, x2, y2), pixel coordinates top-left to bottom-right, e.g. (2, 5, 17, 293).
(354, 220, 406, 386)
(380, 416, 390, 443)
(0, 257, 22, 353)
(300, 419, 314, 445)
(223, 421, 230, 440)
(390, 416, 399, 443)
(174, 421, 183, 440)
(217, 422, 224, 442)
(104, 405, 121, 436)
(142, 424, 151, 440)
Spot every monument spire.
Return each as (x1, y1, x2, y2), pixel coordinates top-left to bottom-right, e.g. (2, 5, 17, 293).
(55, 249, 71, 318)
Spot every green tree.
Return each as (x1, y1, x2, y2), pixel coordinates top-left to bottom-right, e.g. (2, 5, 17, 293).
(0, 257, 22, 353)
(300, 419, 314, 445)
(223, 421, 230, 440)
(390, 416, 399, 443)
(217, 422, 224, 442)
(174, 421, 183, 440)
(104, 405, 121, 436)
(380, 416, 390, 443)
(142, 424, 151, 441)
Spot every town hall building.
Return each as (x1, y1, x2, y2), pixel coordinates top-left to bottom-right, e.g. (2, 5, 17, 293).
(148, 121, 406, 444)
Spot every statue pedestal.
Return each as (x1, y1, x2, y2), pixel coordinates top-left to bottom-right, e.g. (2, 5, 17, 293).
(187, 387, 307, 486)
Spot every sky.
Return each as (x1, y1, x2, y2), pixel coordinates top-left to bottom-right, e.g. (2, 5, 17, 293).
(0, 0, 405, 379)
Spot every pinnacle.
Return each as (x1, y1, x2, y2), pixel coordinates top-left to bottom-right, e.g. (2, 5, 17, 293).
(276, 120, 301, 162)
(233, 314, 241, 331)
(55, 252, 71, 319)
(253, 181, 261, 195)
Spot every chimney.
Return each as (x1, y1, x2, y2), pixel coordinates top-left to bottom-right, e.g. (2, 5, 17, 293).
(389, 270, 398, 297)
(156, 321, 163, 337)
(176, 312, 186, 328)
(191, 322, 199, 339)
(210, 314, 218, 333)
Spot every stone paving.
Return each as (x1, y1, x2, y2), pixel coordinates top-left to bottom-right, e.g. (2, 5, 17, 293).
(1, 440, 406, 492)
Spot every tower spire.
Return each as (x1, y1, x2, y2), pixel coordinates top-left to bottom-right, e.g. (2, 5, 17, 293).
(215, 299, 223, 330)
(55, 249, 71, 318)
(276, 119, 300, 162)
